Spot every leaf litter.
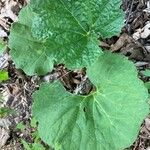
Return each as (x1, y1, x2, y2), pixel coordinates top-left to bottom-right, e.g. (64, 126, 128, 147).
(0, 0, 150, 149)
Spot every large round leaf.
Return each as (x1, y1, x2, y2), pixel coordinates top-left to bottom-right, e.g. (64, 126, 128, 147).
(32, 52, 149, 150)
(9, 0, 124, 75)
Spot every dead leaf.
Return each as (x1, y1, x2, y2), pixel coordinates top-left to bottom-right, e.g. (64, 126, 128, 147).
(0, 127, 10, 148)
(111, 33, 132, 52)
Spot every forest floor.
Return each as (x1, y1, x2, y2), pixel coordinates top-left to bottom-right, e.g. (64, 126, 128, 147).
(0, 0, 150, 149)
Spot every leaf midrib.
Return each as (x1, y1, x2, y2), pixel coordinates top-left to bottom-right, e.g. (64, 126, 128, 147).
(58, 0, 88, 34)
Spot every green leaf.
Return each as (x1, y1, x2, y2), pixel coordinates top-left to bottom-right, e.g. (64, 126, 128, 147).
(141, 69, 150, 77)
(16, 122, 25, 130)
(30, 117, 37, 128)
(0, 70, 9, 82)
(9, 0, 124, 75)
(0, 39, 6, 55)
(21, 136, 45, 150)
(32, 52, 148, 150)
(145, 81, 150, 98)
(21, 139, 32, 150)
(0, 107, 15, 118)
(32, 131, 40, 143)
(145, 81, 150, 91)
(31, 143, 45, 150)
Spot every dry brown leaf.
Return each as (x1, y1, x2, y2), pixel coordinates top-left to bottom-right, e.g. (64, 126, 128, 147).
(0, 127, 10, 148)
(111, 33, 132, 52)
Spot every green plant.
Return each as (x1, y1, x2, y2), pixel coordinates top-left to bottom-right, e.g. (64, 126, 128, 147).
(0, 70, 9, 82)
(0, 39, 6, 55)
(145, 81, 150, 99)
(0, 107, 15, 118)
(9, 0, 124, 75)
(33, 52, 148, 150)
(142, 69, 150, 77)
(16, 120, 46, 150)
(8, 0, 149, 150)
(16, 122, 26, 130)
(21, 139, 45, 150)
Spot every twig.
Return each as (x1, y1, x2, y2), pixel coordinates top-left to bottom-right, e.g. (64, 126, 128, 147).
(126, 0, 134, 26)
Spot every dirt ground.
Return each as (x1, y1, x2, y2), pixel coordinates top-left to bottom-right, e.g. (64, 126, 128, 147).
(0, 0, 150, 149)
